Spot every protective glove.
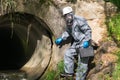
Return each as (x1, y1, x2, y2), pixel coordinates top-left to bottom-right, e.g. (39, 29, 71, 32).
(83, 41, 89, 48)
(55, 38, 63, 45)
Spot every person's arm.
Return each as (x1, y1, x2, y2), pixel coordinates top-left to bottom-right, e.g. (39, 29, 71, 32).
(76, 16, 92, 41)
(80, 23, 92, 41)
(77, 18, 92, 48)
(55, 30, 70, 45)
(61, 30, 70, 41)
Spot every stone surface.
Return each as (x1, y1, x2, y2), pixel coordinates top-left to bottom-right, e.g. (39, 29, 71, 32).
(87, 41, 119, 80)
(0, 70, 27, 80)
(75, 1, 107, 44)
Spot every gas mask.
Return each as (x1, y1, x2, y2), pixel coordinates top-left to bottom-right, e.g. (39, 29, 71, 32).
(64, 13, 74, 26)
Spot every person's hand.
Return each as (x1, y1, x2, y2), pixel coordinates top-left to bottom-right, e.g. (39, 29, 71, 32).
(55, 38, 63, 45)
(83, 41, 89, 48)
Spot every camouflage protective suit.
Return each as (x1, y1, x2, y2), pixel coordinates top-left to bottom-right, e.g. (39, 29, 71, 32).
(61, 15, 92, 80)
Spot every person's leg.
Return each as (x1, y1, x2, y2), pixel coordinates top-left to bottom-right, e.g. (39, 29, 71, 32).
(64, 47, 76, 74)
(76, 56, 89, 80)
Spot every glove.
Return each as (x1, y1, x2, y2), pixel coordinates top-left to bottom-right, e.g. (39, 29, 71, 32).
(55, 38, 63, 45)
(83, 41, 89, 48)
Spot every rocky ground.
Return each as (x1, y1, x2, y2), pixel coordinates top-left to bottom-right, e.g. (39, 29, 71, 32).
(87, 41, 119, 80)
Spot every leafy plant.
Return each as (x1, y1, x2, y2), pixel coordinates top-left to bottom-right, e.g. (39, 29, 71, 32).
(44, 70, 56, 80)
(112, 51, 120, 80)
(55, 60, 64, 78)
(42, 60, 64, 80)
(108, 14, 120, 46)
(109, 0, 120, 11)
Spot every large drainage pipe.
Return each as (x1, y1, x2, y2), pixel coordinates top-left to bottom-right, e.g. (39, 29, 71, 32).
(0, 12, 53, 80)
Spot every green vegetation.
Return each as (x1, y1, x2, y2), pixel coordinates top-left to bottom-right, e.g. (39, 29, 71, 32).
(43, 60, 64, 80)
(112, 51, 120, 80)
(108, 0, 120, 78)
(109, 0, 120, 11)
(44, 70, 56, 80)
(108, 11, 120, 80)
(56, 60, 64, 76)
(108, 14, 120, 46)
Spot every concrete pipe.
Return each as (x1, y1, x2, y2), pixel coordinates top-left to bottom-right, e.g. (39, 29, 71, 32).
(0, 12, 53, 80)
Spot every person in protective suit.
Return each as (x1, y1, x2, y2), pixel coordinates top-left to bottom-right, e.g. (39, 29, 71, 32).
(55, 6, 93, 80)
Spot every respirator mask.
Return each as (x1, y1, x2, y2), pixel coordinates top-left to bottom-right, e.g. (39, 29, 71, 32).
(64, 13, 74, 26)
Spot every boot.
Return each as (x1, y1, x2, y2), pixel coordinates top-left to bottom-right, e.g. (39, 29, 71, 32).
(60, 73, 74, 77)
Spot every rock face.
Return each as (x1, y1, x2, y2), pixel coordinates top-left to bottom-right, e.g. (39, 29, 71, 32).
(87, 41, 118, 80)
(75, 0, 107, 44)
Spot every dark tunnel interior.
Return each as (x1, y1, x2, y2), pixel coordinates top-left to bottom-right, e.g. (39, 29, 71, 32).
(0, 27, 26, 70)
(0, 12, 53, 72)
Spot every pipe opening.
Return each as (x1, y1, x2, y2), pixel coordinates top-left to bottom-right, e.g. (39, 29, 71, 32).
(0, 12, 53, 77)
(0, 27, 26, 70)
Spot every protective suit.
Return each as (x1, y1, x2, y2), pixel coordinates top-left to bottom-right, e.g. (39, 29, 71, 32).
(61, 15, 92, 80)
(55, 6, 92, 80)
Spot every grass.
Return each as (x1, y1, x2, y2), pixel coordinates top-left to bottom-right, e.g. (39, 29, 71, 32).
(99, 50, 120, 80)
(107, 5, 120, 78)
(107, 1, 120, 79)
(108, 14, 120, 46)
(112, 51, 120, 80)
(44, 70, 56, 80)
(43, 60, 64, 80)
